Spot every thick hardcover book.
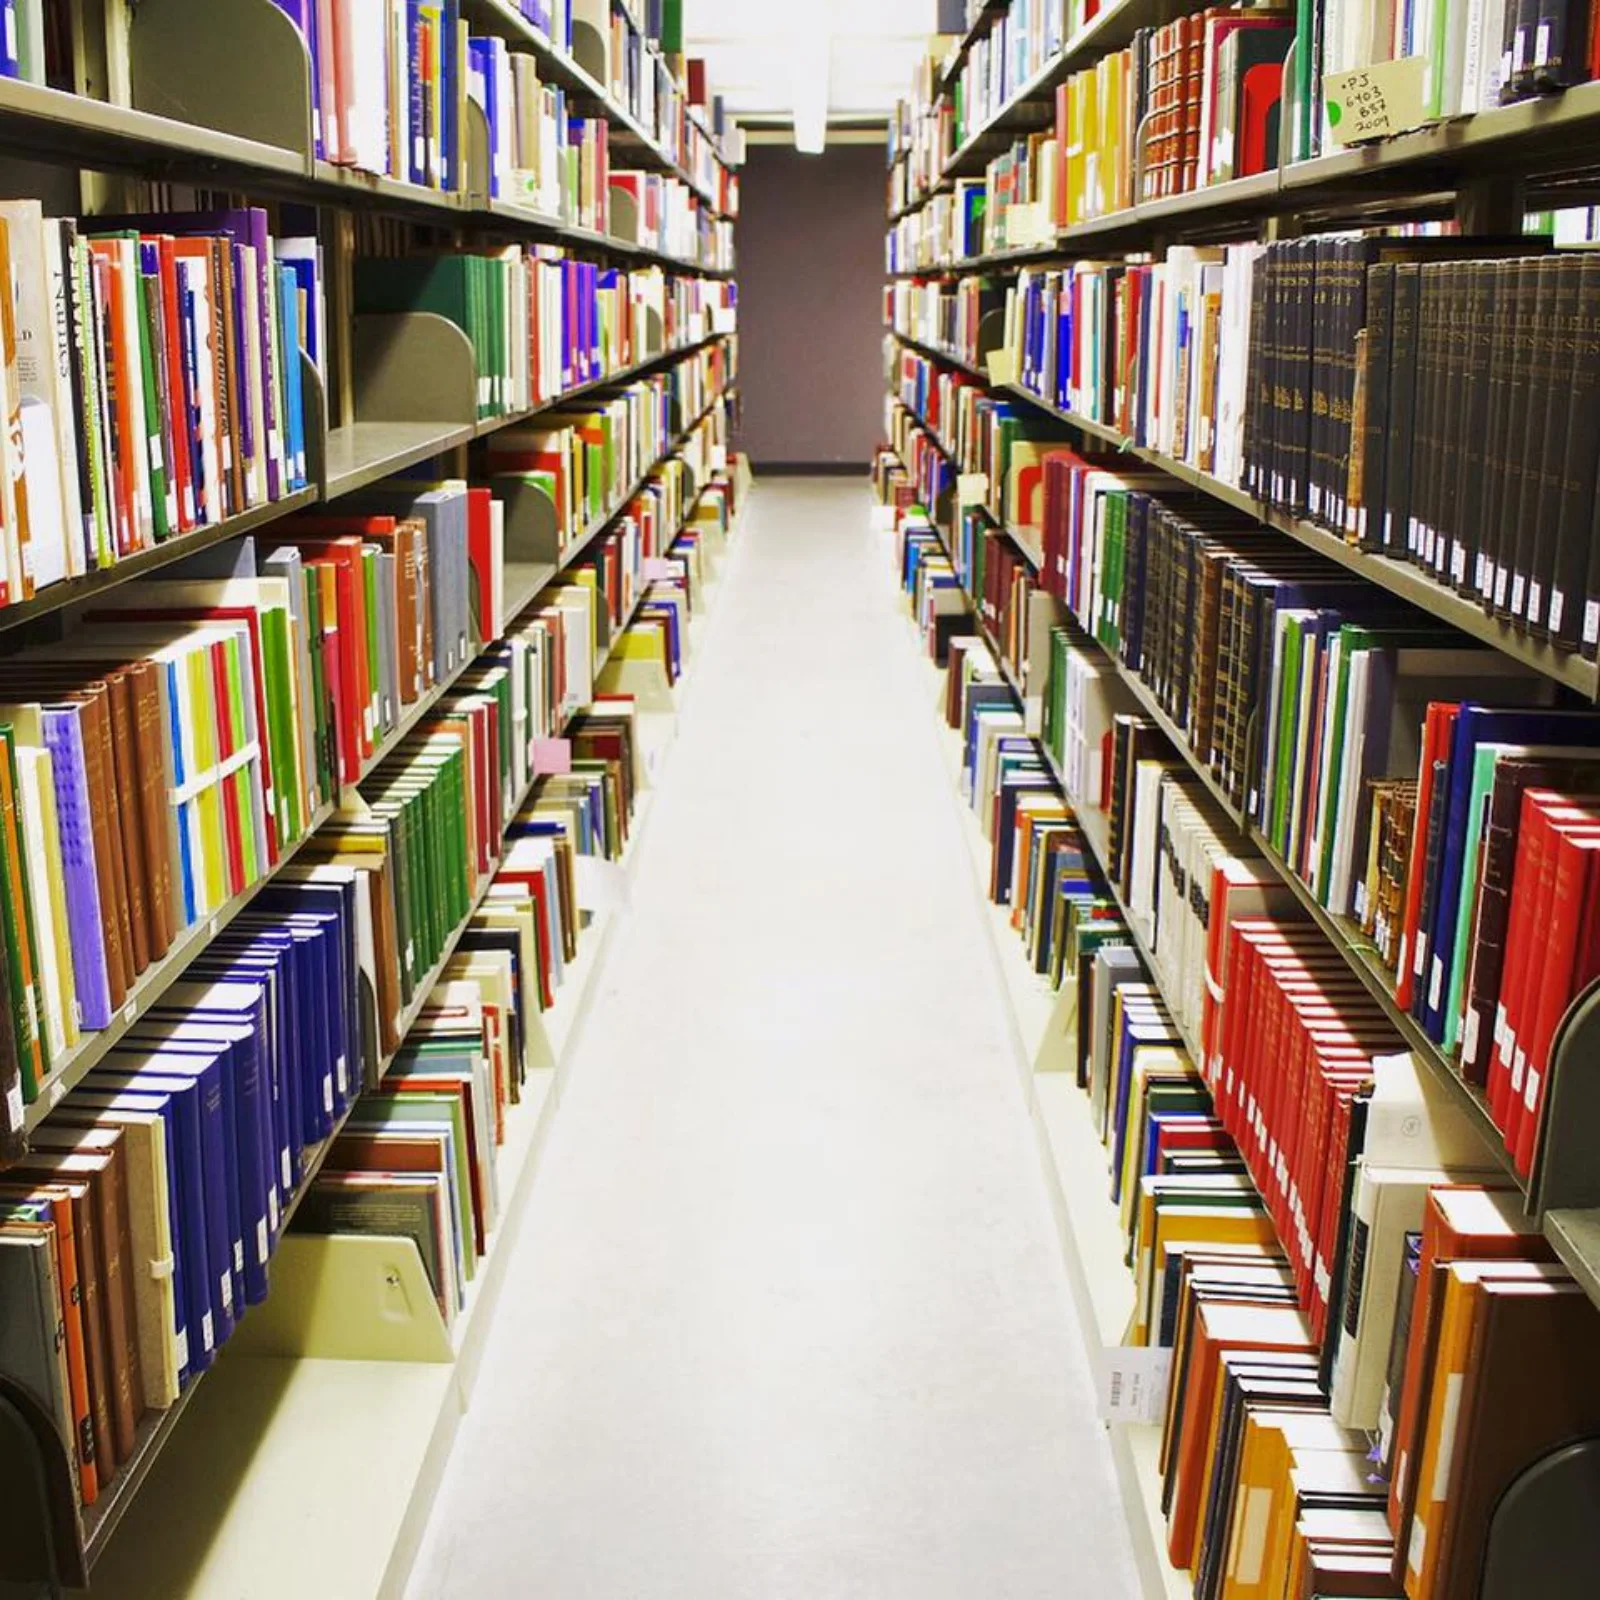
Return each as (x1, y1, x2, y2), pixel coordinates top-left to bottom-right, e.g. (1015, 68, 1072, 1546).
(1550, 255, 1600, 648)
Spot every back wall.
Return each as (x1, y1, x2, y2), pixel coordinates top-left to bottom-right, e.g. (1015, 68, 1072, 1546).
(733, 139, 886, 470)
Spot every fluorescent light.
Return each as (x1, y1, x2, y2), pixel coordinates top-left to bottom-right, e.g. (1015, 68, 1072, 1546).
(791, 27, 830, 153)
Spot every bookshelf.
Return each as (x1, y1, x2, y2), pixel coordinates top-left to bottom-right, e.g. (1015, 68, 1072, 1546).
(0, 1, 744, 1590)
(886, 4, 1600, 1593)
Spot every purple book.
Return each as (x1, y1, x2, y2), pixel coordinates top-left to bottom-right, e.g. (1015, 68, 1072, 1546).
(40, 705, 113, 1030)
(270, 0, 323, 162)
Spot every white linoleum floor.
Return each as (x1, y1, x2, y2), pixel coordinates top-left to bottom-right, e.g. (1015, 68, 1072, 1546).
(405, 478, 1141, 1600)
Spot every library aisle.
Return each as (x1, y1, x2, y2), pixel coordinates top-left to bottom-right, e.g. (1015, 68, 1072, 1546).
(406, 478, 1141, 1599)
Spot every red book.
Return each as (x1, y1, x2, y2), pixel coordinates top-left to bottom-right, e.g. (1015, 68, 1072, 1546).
(465, 487, 497, 645)
(1511, 828, 1600, 1173)
(153, 237, 196, 536)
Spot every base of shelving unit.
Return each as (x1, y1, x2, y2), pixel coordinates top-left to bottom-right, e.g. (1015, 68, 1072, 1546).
(84, 1356, 460, 1600)
(886, 552, 1195, 1600)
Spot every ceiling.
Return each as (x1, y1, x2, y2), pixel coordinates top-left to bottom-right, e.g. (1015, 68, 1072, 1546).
(684, 0, 939, 124)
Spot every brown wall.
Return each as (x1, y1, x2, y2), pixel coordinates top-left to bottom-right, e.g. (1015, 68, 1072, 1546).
(733, 139, 887, 468)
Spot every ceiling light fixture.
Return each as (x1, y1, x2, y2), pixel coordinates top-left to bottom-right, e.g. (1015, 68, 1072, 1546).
(791, 26, 830, 154)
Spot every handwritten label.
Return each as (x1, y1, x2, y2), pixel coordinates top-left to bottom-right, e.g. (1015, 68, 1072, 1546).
(532, 737, 572, 776)
(1323, 57, 1428, 145)
(1095, 1345, 1173, 1424)
(986, 347, 1020, 387)
(957, 472, 989, 507)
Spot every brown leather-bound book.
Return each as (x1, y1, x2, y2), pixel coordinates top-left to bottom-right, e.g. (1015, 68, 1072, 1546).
(101, 670, 151, 977)
(1429, 1279, 1600, 1600)
(128, 660, 175, 955)
(19, 1134, 144, 1466)
(7, 1161, 119, 1475)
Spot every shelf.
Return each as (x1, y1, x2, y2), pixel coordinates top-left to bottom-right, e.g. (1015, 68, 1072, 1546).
(893, 335, 1600, 699)
(0, 488, 320, 636)
(322, 334, 728, 503)
(1545, 1208, 1600, 1308)
(483, 201, 734, 277)
(994, 376, 1600, 701)
(0, 74, 306, 183)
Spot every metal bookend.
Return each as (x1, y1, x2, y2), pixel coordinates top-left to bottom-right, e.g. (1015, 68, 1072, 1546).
(498, 478, 563, 570)
(127, 0, 314, 159)
(299, 348, 328, 497)
(1478, 1437, 1600, 1600)
(0, 1374, 85, 1589)
(608, 184, 641, 246)
(977, 307, 1007, 369)
(351, 314, 478, 428)
(569, 1, 610, 87)
(1528, 978, 1600, 1214)
(223, 1236, 454, 1363)
(463, 97, 492, 207)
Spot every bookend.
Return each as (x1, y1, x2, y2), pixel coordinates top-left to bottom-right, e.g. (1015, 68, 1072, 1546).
(0, 1375, 84, 1590)
(126, 0, 316, 159)
(642, 304, 665, 364)
(569, 0, 610, 87)
(596, 649, 673, 713)
(224, 1235, 455, 1363)
(299, 347, 328, 496)
(351, 314, 478, 430)
(1526, 977, 1600, 1215)
(976, 308, 1006, 372)
(463, 97, 492, 209)
(608, 184, 641, 247)
(1477, 1437, 1600, 1599)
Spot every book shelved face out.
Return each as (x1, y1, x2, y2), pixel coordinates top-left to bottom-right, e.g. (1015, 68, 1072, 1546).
(885, 1, 1600, 1595)
(0, 0, 744, 1584)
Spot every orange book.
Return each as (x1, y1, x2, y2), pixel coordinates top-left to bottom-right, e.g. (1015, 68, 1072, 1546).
(1166, 1300, 1314, 1569)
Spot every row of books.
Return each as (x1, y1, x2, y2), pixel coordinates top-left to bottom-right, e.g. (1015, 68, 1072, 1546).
(883, 510, 1600, 1600)
(895, 2, 1600, 234)
(994, 233, 1600, 664)
(1308, 0, 1599, 154)
(268, 1, 737, 210)
(481, 343, 732, 557)
(352, 245, 733, 421)
(294, 716, 636, 1324)
(0, 376, 732, 1124)
(0, 0, 60, 86)
(948, 0, 1066, 148)
(0, 202, 316, 605)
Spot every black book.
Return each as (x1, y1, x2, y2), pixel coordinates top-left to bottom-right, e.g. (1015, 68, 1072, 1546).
(1384, 263, 1422, 555)
(1360, 263, 1397, 551)
(1451, 262, 1497, 596)
(1289, 238, 1317, 516)
(1528, 255, 1585, 635)
(1491, 260, 1540, 616)
(1309, 236, 1337, 528)
(1407, 265, 1446, 566)
(1431, 262, 1472, 585)
(1474, 261, 1518, 607)
(1510, 258, 1564, 625)
(1551, 255, 1600, 649)
(1534, 0, 1592, 90)
(1509, 0, 1544, 99)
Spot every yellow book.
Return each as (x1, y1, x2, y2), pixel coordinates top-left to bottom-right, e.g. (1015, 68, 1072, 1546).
(15, 741, 76, 1059)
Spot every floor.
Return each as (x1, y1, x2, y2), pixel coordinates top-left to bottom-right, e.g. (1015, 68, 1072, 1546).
(405, 478, 1141, 1600)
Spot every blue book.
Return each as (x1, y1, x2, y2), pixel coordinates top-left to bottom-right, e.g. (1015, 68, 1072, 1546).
(277, 266, 306, 490)
(63, 1086, 193, 1389)
(92, 1056, 233, 1360)
(441, 1, 462, 192)
(125, 1022, 272, 1307)
(235, 911, 346, 1117)
(258, 880, 361, 1089)
(407, 1, 426, 187)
